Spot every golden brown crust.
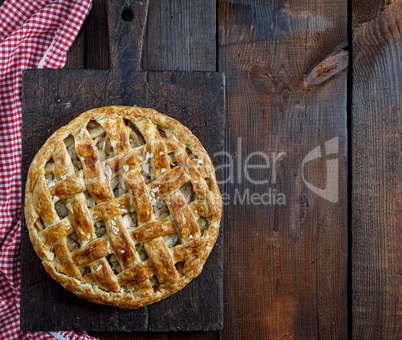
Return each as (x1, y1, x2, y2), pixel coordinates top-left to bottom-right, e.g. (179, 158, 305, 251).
(124, 170, 152, 223)
(166, 192, 201, 241)
(24, 106, 222, 309)
(132, 219, 175, 243)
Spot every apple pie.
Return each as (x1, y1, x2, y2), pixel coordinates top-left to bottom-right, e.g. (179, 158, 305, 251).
(24, 106, 222, 309)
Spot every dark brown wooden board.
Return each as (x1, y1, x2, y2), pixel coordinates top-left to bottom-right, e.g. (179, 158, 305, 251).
(352, 1, 401, 338)
(218, 1, 348, 339)
(20, 0, 224, 332)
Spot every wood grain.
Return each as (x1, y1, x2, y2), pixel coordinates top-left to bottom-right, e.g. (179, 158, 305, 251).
(142, 0, 216, 71)
(85, 0, 110, 70)
(21, 0, 224, 333)
(218, 0, 348, 338)
(352, 1, 402, 338)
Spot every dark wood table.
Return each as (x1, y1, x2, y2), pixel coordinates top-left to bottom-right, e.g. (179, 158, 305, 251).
(23, 0, 402, 338)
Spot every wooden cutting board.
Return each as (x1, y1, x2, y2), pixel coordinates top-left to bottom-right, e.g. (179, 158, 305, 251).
(20, 0, 224, 332)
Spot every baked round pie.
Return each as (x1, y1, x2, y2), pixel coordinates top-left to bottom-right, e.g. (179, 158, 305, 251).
(24, 106, 222, 309)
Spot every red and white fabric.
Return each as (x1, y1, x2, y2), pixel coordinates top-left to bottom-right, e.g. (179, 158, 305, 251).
(0, 1, 100, 339)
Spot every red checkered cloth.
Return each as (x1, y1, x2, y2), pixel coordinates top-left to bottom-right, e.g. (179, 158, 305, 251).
(0, 1, 100, 339)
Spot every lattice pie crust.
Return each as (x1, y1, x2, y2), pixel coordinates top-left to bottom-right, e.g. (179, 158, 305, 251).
(24, 106, 222, 309)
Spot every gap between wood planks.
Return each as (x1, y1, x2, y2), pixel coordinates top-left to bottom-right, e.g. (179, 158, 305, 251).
(346, 1, 354, 338)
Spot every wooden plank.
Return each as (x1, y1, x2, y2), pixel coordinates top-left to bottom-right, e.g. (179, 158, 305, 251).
(142, 0, 216, 71)
(352, 1, 402, 338)
(85, 0, 110, 70)
(218, 0, 348, 338)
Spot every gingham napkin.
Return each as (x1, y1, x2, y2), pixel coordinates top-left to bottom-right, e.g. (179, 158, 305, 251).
(0, 1, 100, 339)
